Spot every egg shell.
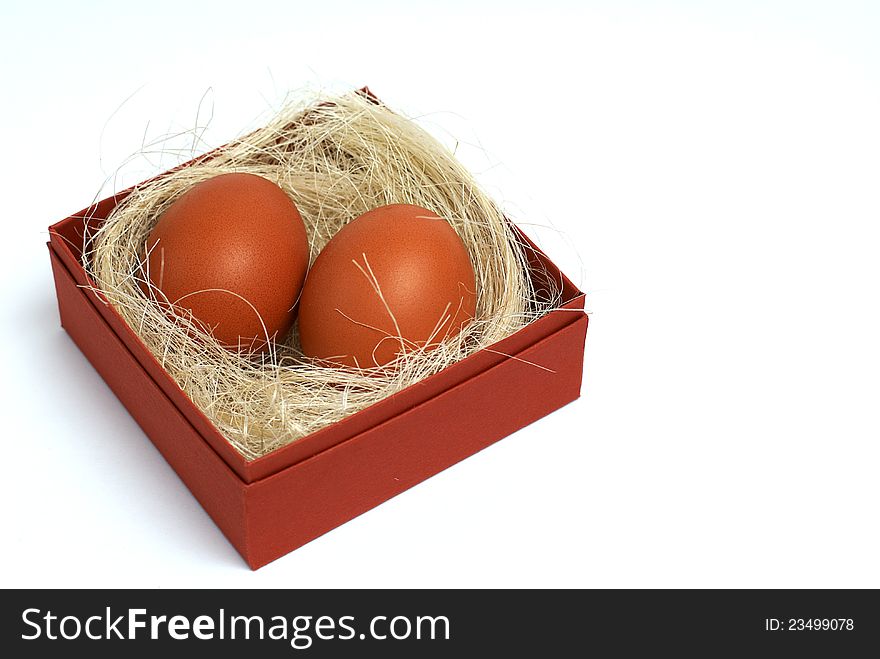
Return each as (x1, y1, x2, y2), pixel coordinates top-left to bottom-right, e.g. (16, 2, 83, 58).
(298, 203, 477, 368)
(144, 173, 309, 353)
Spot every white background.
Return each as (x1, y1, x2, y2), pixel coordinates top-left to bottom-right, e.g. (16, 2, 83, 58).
(1, 1, 879, 588)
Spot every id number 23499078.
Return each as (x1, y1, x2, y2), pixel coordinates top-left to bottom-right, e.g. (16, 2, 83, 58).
(765, 618, 854, 631)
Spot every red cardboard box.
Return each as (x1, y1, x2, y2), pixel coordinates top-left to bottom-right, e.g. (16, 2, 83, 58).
(47, 125, 588, 570)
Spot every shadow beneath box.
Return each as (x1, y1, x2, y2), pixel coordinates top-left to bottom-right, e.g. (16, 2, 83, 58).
(27, 279, 249, 572)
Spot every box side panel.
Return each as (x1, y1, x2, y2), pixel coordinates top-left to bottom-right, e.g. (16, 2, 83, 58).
(246, 313, 588, 569)
(49, 246, 249, 562)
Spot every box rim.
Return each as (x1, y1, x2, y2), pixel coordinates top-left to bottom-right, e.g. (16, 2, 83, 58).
(47, 83, 586, 482)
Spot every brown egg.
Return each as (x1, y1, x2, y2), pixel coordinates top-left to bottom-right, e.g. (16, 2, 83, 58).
(143, 173, 309, 353)
(298, 204, 477, 368)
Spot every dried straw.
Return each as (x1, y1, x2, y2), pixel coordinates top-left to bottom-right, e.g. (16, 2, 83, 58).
(84, 90, 561, 459)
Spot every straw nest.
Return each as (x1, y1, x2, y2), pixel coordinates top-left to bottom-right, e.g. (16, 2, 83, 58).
(84, 90, 561, 459)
